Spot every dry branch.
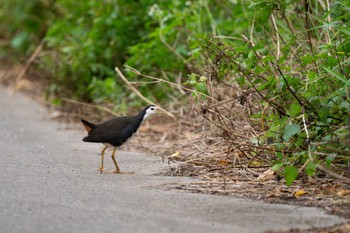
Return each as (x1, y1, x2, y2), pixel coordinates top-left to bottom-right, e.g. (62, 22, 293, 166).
(114, 66, 176, 119)
(13, 40, 44, 92)
(125, 65, 217, 102)
(61, 97, 118, 116)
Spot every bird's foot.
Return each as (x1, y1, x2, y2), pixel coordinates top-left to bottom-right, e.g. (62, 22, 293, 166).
(97, 167, 104, 174)
(106, 170, 134, 174)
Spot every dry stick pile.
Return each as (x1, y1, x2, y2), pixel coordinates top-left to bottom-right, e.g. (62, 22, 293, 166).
(135, 98, 350, 219)
(115, 66, 270, 182)
(128, 82, 275, 183)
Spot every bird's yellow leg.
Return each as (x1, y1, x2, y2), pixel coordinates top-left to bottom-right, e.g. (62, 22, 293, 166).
(111, 147, 121, 173)
(108, 148, 134, 174)
(98, 146, 108, 173)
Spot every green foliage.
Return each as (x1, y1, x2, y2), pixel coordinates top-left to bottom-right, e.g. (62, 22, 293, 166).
(42, 0, 157, 102)
(283, 124, 301, 142)
(200, 0, 350, 184)
(305, 161, 317, 177)
(2, 0, 251, 106)
(284, 165, 298, 186)
(0, 0, 53, 56)
(185, 73, 208, 98)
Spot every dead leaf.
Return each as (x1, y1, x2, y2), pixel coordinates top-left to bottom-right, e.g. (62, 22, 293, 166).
(14, 79, 33, 91)
(337, 189, 350, 197)
(169, 151, 182, 159)
(294, 189, 307, 197)
(217, 159, 230, 167)
(249, 160, 262, 166)
(256, 169, 275, 181)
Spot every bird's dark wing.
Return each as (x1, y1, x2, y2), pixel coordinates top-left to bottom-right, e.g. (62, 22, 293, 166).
(82, 116, 135, 146)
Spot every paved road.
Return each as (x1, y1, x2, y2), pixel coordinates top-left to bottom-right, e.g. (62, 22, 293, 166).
(0, 86, 345, 233)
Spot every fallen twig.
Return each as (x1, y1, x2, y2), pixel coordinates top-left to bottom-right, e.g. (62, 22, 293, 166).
(316, 164, 350, 183)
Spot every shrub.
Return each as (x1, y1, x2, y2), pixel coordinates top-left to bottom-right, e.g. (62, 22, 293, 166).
(197, 0, 349, 184)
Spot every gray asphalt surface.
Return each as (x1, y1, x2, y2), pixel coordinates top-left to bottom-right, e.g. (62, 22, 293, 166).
(0, 85, 345, 233)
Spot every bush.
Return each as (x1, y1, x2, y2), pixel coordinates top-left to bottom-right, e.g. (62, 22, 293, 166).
(0, 0, 53, 57)
(42, 0, 157, 103)
(197, 0, 349, 184)
(41, 0, 251, 106)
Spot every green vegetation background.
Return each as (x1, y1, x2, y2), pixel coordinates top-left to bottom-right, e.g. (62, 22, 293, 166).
(1, 0, 349, 184)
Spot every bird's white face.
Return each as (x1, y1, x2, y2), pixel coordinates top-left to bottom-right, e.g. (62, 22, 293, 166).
(144, 105, 158, 120)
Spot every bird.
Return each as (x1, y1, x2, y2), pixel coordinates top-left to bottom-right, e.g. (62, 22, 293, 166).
(81, 105, 157, 174)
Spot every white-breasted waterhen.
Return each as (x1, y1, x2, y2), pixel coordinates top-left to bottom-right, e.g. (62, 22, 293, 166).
(81, 105, 157, 174)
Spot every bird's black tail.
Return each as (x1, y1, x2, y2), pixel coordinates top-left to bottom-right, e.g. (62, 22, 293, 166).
(81, 119, 96, 133)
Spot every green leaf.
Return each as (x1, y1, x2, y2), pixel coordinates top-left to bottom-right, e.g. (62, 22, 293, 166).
(283, 124, 301, 141)
(195, 82, 207, 94)
(251, 113, 261, 119)
(250, 137, 264, 145)
(305, 161, 316, 176)
(275, 152, 283, 160)
(51, 98, 62, 106)
(339, 101, 350, 110)
(287, 103, 301, 117)
(318, 107, 330, 122)
(323, 67, 350, 86)
(11, 32, 29, 52)
(284, 165, 298, 186)
(307, 71, 316, 80)
(325, 154, 336, 168)
(271, 163, 283, 171)
(257, 82, 270, 91)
